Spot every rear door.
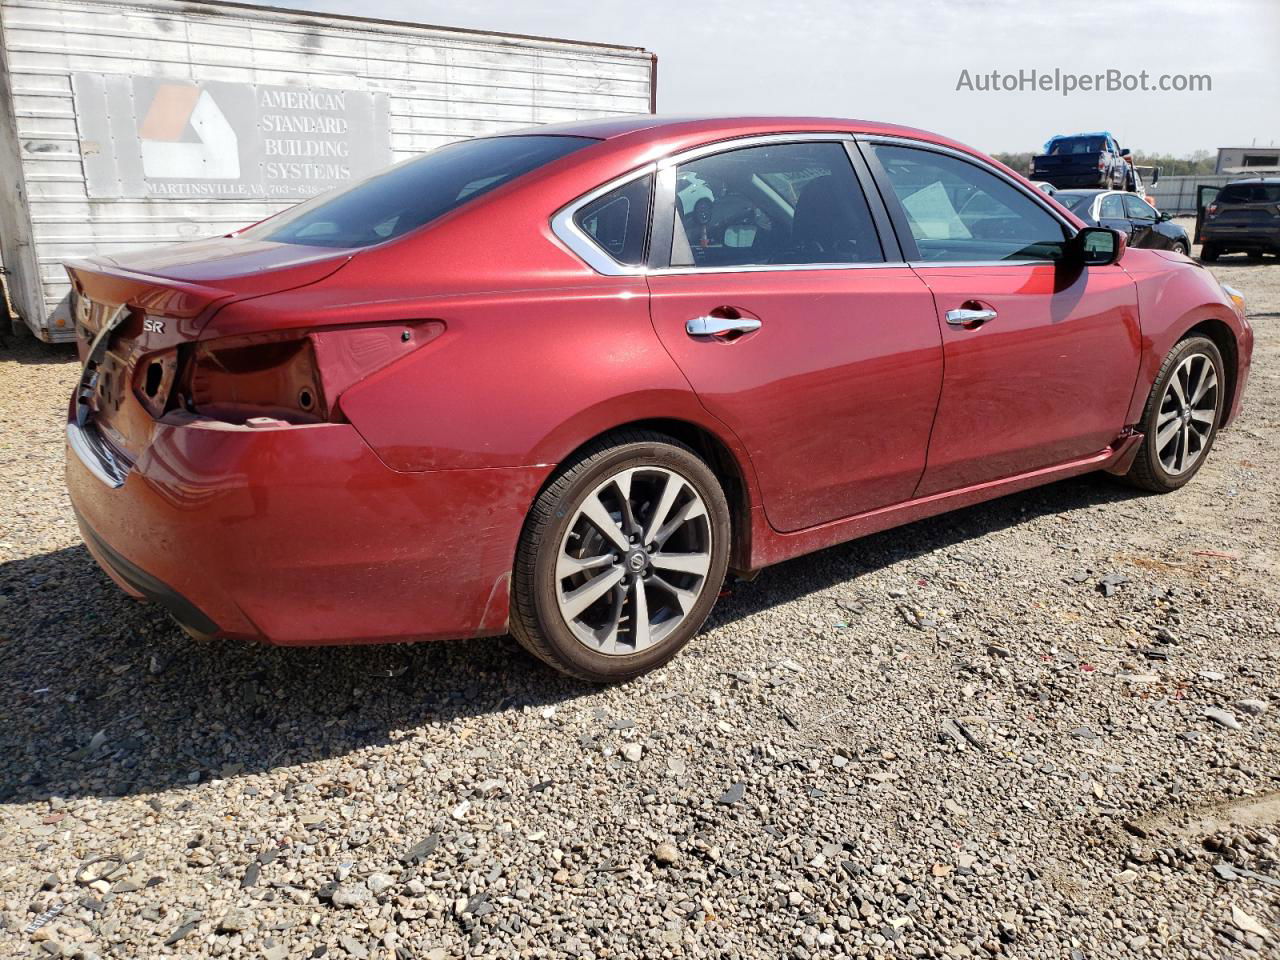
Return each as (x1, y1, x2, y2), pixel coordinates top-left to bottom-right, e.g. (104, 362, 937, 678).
(1097, 193, 1134, 239)
(1194, 185, 1220, 244)
(863, 140, 1141, 497)
(645, 137, 943, 532)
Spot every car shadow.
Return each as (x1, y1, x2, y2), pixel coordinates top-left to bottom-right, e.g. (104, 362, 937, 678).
(0, 337, 77, 364)
(0, 471, 1146, 805)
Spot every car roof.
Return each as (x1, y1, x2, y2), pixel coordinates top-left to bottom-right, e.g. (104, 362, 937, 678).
(502, 113, 974, 151)
(1226, 177, 1280, 185)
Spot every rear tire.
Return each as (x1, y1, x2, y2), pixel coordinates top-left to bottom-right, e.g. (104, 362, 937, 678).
(510, 431, 731, 682)
(1125, 336, 1224, 493)
(1199, 242, 1219, 263)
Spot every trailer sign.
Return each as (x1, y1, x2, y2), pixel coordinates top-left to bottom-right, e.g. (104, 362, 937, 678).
(72, 74, 392, 200)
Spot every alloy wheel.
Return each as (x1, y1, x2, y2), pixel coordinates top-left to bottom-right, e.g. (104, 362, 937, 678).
(1155, 352, 1218, 475)
(555, 466, 712, 655)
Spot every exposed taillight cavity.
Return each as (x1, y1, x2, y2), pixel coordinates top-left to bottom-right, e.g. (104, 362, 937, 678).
(134, 349, 180, 419)
(187, 336, 328, 425)
(169, 321, 444, 427)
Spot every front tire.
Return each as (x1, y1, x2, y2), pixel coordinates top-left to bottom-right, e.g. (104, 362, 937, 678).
(1172, 240, 1190, 257)
(510, 431, 731, 682)
(1125, 336, 1224, 493)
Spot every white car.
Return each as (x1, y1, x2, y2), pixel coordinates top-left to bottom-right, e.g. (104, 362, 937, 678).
(677, 172, 715, 221)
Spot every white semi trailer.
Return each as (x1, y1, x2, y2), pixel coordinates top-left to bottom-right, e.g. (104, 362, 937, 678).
(0, 0, 656, 341)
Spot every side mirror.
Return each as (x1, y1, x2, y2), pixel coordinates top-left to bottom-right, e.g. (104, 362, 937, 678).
(1157, 209, 1173, 222)
(1120, 148, 1131, 157)
(1072, 227, 1124, 266)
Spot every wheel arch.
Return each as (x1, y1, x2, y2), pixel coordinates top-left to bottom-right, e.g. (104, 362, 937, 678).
(535, 416, 757, 572)
(1183, 317, 1239, 427)
(1125, 260, 1250, 430)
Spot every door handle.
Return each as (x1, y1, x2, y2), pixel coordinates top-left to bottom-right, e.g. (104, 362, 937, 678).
(686, 315, 762, 338)
(945, 307, 997, 328)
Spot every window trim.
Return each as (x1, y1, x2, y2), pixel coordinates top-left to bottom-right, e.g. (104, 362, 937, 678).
(1098, 192, 1127, 220)
(552, 132, 900, 277)
(570, 171, 655, 268)
(653, 135, 894, 274)
(859, 135, 1079, 268)
(551, 131, 1083, 276)
(550, 162, 659, 275)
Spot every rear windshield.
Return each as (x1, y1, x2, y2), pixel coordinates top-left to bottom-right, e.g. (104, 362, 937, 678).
(1217, 183, 1280, 204)
(243, 135, 597, 248)
(1054, 193, 1094, 213)
(1047, 137, 1105, 156)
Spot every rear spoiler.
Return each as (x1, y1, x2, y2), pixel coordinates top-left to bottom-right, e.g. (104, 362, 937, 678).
(64, 259, 234, 337)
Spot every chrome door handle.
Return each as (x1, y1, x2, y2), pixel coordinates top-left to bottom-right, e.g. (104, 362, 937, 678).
(686, 315, 762, 337)
(945, 307, 998, 327)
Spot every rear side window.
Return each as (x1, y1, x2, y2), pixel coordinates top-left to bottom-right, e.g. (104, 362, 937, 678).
(872, 145, 1068, 262)
(574, 175, 653, 266)
(1055, 193, 1092, 214)
(667, 141, 883, 268)
(1099, 195, 1125, 218)
(243, 135, 597, 248)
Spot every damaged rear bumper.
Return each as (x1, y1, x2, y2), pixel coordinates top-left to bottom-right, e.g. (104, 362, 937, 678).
(66, 418, 550, 646)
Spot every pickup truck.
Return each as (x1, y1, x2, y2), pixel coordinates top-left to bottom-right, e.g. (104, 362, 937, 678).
(1030, 132, 1129, 190)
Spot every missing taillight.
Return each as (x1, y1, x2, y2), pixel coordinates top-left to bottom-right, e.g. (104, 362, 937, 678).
(186, 337, 327, 425)
(170, 321, 445, 427)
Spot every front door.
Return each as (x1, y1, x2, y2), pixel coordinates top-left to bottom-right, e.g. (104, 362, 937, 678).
(646, 139, 944, 532)
(1123, 193, 1161, 248)
(865, 142, 1141, 497)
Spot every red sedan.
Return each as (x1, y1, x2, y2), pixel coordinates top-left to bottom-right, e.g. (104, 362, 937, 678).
(65, 116, 1253, 682)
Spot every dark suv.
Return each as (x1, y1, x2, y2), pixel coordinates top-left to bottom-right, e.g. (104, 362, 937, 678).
(1030, 133, 1128, 190)
(1201, 179, 1280, 261)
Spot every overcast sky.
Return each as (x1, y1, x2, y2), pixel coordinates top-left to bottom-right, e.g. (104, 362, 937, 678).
(285, 0, 1277, 156)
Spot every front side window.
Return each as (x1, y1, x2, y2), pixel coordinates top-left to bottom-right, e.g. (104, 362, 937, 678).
(573, 175, 652, 266)
(1123, 194, 1156, 220)
(243, 135, 597, 248)
(871, 145, 1068, 262)
(668, 141, 883, 268)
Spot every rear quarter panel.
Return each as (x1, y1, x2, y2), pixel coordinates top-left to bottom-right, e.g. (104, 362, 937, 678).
(332, 279, 720, 472)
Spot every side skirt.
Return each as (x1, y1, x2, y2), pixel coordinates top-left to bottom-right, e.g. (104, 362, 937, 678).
(747, 434, 1143, 569)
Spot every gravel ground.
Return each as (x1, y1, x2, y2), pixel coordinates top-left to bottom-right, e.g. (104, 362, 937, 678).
(2, 242, 1278, 959)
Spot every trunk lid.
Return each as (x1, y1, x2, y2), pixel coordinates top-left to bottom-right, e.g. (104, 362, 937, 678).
(65, 238, 352, 463)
